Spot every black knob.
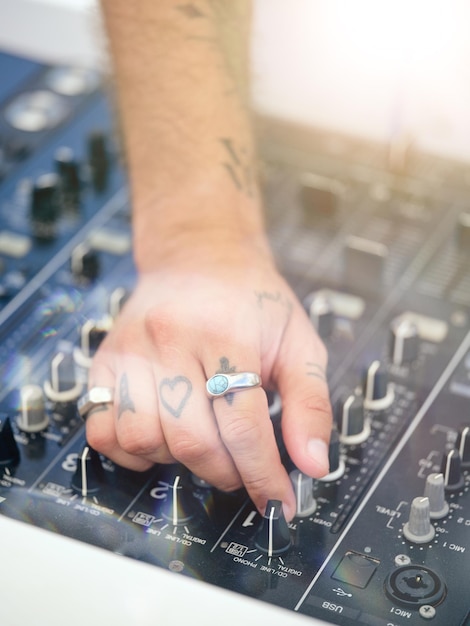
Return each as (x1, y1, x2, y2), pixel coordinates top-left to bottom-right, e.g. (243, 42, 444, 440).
(390, 317, 419, 366)
(336, 393, 369, 445)
(30, 172, 60, 240)
(0, 415, 20, 468)
(109, 287, 129, 319)
(44, 351, 82, 403)
(55, 146, 80, 211)
(161, 474, 197, 525)
(319, 428, 345, 482)
(440, 448, 464, 492)
(254, 499, 291, 557)
(17, 385, 49, 433)
(88, 130, 109, 192)
(74, 317, 112, 369)
(456, 425, 470, 469)
(71, 445, 104, 496)
(71, 243, 100, 282)
(363, 360, 394, 410)
(309, 293, 334, 339)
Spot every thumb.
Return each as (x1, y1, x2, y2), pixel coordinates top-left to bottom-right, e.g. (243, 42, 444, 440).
(274, 319, 332, 478)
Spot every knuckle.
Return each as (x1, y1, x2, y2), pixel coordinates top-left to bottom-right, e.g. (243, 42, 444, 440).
(145, 309, 178, 344)
(303, 394, 333, 421)
(219, 410, 262, 448)
(117, 420, 164, 456)
(85, 421, 113, 454)
(169, 432, 214, 465)
(243, 471, 273, 495)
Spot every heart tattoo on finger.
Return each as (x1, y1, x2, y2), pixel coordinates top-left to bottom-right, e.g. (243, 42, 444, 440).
(159, 376, 192, 418)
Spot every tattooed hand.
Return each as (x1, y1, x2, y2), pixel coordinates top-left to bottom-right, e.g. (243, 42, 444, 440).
(90, 0, 333, 520)
(86, 241, 332, 521)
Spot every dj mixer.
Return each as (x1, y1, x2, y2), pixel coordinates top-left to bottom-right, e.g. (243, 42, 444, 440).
(0, 48, 468, 625)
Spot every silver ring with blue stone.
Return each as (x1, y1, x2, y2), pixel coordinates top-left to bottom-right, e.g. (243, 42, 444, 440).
(206, 372, 261, 398)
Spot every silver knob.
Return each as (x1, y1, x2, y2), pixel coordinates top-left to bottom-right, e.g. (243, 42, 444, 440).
(403, 497, 435, 544)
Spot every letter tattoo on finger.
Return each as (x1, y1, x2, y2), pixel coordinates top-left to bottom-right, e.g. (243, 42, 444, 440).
(159, 376, 193, 418)
(117, 373, 136, 419)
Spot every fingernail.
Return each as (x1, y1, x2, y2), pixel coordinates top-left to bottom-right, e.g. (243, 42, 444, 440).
(307, 438, 329, 475)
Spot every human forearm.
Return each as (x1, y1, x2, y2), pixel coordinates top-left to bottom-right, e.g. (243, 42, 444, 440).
(100, 0, 267, 270)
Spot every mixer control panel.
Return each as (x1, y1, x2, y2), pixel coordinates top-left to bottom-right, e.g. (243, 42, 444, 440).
(0, 50, 468, 626)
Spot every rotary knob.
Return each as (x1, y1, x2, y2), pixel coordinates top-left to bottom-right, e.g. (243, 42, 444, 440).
(254, 499, 291, 557)
(0, 415, 20, 468)
(17, 384, 49, 433)
(30, 172, 60, 240)
(363, 360, 394, 411)
(390, 317, 420, 366)
(88, 130, 109, 192)
(309, 293, 334, 339)
(74, 316, 113, 368)
(44, 351, 83, 403)
(336, 393, 370, 445)
(71, 243, 100, 283)
(161, 474, 198, 526)
(71, 444, 104, 496)
(55, 146, 81, 211)
(456, 425, 470, 469)
(440, 448, 464, 492)
(289, 469, 316, 517)
(403, 497, 435, 544)
(424, 473, 449, 520)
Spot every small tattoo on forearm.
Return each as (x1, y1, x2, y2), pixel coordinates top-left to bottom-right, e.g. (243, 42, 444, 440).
(159, 376, 192, 418)
(118, 373, 136, 419)
(220, 137, 254, 197)
(306, 362, 327, 382)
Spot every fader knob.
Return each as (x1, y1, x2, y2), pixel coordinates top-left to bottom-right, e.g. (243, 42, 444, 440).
(71, 243, 100, 282)
(456, 425, 470, 469)
(440, 448, 464, 492)
(390, 317, 419, 366)
(319, 428, 345, 482)
(254, 499, 291, 557)
(363, 360, 394, 411)
(44, 351, 82, 403)
(424, 473, 449, 519)
(403, 497, 435, 544)
(71, 445, 104, 495)
(289, 469, 316, 517)
(336, 393, 370, 445)
(309, 293, 334, 339)
(30, 172, 60, 239)
(0, 415, 20, 468)
(17, 384, 49, 432)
